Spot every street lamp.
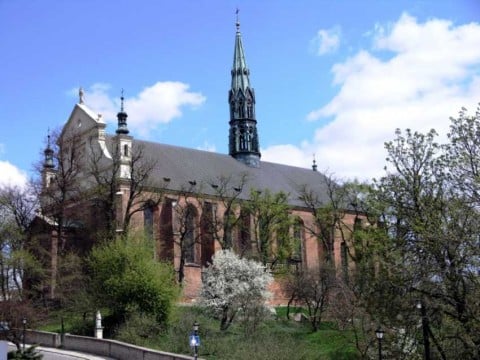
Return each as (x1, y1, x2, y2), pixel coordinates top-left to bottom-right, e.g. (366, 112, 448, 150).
(22, 318, 27, 352)
(416, 300, 431, 360)
(189, 321, 200, 360)
(375, 327, 384, 360)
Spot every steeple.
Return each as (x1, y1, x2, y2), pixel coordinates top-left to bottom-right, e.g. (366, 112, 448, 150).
(42, 130, 56, 189)
(228, 12, 261, 168)
(116, 89, 129, 135)
(43, 132, 54, 169)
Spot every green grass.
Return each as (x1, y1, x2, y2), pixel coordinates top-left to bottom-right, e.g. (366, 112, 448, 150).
(39, 306, 360, 360)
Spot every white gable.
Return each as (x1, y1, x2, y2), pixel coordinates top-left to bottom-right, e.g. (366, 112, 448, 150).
(60, 103, 111, 159)
(61, 103, 104, 140)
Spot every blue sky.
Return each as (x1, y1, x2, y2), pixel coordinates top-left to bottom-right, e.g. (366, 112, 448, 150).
(1, 0, 479, 187)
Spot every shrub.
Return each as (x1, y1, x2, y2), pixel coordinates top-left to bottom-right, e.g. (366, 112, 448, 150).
(200, 250, 272, 331)
(88, 234, 179, 331)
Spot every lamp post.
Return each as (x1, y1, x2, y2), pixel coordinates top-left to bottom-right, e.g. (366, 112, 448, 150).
(416, 300, 431, 360)
(189, 321, 200, 360)
(375, 327, 384, 360)
(22, 318, 27, 352)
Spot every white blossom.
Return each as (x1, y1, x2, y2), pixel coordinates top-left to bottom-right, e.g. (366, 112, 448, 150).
(200, 250, 273, 330)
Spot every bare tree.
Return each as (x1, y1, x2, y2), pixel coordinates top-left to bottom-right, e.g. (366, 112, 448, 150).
(201, 173, 249, 251)
(87, 139, 165, 240)
(284, 265, 335, 331)
(36, 129, 86, 253)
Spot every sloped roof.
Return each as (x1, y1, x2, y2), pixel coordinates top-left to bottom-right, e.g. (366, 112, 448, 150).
(133, 138, 330, 208)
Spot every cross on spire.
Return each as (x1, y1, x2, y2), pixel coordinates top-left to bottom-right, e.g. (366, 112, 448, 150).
(236, 8, 240, 31)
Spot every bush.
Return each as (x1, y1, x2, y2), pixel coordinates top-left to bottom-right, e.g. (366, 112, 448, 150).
(116, 312, 164, 346)
(8, 345, 43, 360)
(200, 250, 273, 331)
(88, 234, 179, 330)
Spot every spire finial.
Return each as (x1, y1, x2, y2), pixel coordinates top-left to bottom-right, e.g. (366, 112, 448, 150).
(120, 88, 125, 112)
(47, 127, 51, 148)
(79, 87, 84, 104)
(312, 154, 318, 172)
(236, 8, 240, 31)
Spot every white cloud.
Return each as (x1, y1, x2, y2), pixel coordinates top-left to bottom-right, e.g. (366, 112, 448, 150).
(311, 27, 341, 55)
(262, 144, 311, 168)
(197, 141, 217, 152)
(0, 161, 28, 188)
(78, 81, 206, 136)
(264, 13, 480, 181)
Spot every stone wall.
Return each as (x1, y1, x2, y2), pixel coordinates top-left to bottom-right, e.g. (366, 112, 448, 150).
(25, 330, 195, 360)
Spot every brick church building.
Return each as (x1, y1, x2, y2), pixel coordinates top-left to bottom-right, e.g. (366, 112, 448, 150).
(36, 19, 357, 302)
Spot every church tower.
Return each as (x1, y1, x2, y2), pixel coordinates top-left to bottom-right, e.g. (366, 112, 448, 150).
(115, 91, 133, 179)
(42, 132, 56, 189)
(228, 16, 261, 168)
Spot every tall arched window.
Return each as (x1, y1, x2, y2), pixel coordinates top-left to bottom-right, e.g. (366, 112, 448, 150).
(341, 241, 349, 284)
(223, 209, 234, 250)
(292, 218, 304, 263)
(158, 199, 174, 261)
(184, 205, 197, 264)
(144, 203, 154, 240)
(235, 209, 251, 257)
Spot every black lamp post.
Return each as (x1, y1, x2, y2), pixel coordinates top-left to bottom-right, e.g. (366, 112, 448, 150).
(416, 300, 431, 360)
(375, 327, 384, 360)
(22, 318, 27, 352)
(189, 321, 200, 360)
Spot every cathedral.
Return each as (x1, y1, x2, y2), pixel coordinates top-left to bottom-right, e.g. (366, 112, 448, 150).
(36, 19, 356, 302)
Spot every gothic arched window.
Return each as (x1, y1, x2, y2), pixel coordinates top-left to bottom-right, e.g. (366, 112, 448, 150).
(144, 203, 155, 239)
(292, 218, 304, 263)
(184, 205, 198, 263)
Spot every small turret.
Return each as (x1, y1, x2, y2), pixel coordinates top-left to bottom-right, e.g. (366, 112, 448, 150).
(116, 89, 129, 135)
(44, 133, 54, 169)
(42, 131, 57, 189)
(114, 90, 133, 179)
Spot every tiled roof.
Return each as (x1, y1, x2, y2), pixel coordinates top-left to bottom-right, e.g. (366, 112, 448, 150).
(133, 138, 331, 208)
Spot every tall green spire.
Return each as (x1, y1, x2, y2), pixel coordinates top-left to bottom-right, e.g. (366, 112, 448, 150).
(228, 12, 261, 168)
(231, 18, 251, 92)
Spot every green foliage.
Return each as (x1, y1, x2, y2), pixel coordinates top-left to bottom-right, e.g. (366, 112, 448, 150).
(87, 234, 179, 329)
(54, 251, 91, 313)
(246, 189, 294, 267)
(349, 108, 480, 359)
(116, 312, 164, 346)
(155, 306, 359, 360)
(8, 346, 43, 360)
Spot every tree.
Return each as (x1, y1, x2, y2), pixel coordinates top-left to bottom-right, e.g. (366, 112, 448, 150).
(200, 249, 272, 331)
(297, 173, 357, 266)
(0, 184, 44, 300)
(199, 173, 249, 251)
(37, 129, 86, 251)
(350, 117, 480, 359)
(87, 233, 179, 329)
(245, 189, 294, 269)
(285, 265, 335, 331)
(168, 174, 248, 284)
(87, 139, 165, 240)
(169, 187, 202, 284)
